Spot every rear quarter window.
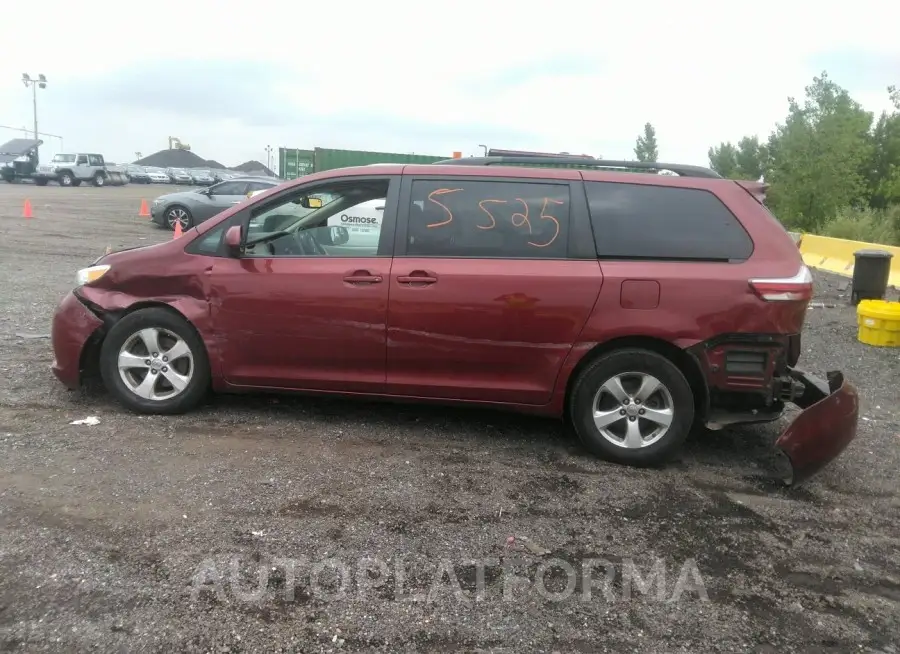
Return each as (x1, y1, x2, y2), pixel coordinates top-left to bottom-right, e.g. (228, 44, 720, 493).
(585, 182, 753, 261)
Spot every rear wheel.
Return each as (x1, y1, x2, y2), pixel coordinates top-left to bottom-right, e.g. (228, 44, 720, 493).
(99, 308, 210, 414)
(92, 172, 105, 187)
(569, 349, 695, 466)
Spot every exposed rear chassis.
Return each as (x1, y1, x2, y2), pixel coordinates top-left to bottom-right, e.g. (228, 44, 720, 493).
(773, 368, 859, 486)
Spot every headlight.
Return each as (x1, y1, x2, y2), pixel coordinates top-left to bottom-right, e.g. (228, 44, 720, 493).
(76, 264, 110, 286)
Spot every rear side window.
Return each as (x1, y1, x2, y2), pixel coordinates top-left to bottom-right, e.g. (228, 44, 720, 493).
(212, 181, 249, 195)
(585, 182, 753, 261)
(406, 180, 569, 258)
(246, 181, 275, 193)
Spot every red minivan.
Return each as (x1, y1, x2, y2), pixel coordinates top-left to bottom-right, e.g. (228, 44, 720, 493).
(50, 157, 858, 484)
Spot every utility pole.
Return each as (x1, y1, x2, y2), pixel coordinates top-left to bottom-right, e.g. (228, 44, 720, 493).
(21, 73, 47, 142)
(265, 145, 273, 172)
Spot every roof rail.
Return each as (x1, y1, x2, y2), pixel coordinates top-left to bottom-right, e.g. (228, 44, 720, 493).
(432, 156, 722, 179)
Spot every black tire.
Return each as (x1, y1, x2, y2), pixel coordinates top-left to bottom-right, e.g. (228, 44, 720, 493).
(99, 308, 210, 414)
(34, 178, 48, 186)
(92, 172, 105, 187)
(164, 205, 193, 231)
(58, 172, 73, 186)
(568, 348, 695, 467)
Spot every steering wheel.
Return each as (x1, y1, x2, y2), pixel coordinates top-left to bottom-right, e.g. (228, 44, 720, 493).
(293, 229, 327, 256)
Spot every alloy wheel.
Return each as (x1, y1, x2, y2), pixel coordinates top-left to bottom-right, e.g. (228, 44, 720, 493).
(117, 327, 194, 402)
(166, 207, 190, 230)
(591, 372, 675, 449)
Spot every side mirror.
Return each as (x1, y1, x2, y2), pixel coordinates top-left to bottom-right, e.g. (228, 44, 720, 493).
(224, 225, 242, 256)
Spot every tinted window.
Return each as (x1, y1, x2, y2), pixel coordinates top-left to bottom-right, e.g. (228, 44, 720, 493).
(585, 182, 753, 261)
(211, 181, 248, 195)
(406, 180, 569, 258)
(88, 155, 104, 166)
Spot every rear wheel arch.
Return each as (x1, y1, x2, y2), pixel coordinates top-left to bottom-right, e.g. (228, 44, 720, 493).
(564, 336, 708, 422)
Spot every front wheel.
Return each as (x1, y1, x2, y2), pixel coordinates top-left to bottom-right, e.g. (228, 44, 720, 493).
(165, 205, 192, 231)
(99, 308, 210, 414)
(58, 172, 73, 186)
(569, 349, 695, 467)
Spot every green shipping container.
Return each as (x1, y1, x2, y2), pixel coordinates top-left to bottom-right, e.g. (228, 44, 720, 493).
(278, 148, 315, 180)
(312, 147, 447, 172)
(278, 146, 448, 179)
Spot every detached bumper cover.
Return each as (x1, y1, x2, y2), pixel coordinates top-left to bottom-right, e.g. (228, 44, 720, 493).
(51, 291, 104, 389)
(775, 369, 859, 485)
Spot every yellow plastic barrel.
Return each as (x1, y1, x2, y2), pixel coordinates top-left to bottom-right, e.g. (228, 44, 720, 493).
(857, 300, 900, 347)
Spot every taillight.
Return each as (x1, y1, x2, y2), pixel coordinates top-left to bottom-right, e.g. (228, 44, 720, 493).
(749, 266, 814, 302)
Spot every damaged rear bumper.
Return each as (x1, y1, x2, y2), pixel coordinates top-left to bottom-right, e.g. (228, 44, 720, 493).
(774, 369, 859, 486)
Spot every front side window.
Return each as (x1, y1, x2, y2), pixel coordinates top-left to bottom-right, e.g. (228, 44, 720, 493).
(241, 179, 390, 258)
(405, 179, 570, 258)
(76, 155, 88, 165)
(585, 182, 753, 261)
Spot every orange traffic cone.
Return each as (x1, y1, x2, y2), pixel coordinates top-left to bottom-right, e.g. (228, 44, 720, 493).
(173, 220, 183, 239)
(138, 199, 150, 217)
(22, 199, 33, 219)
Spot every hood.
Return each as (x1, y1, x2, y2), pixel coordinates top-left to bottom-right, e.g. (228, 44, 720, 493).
(93, 232, 193, 266)
(157, 189, 205, 202)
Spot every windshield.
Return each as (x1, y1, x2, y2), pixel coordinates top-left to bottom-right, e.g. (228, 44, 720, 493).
(52, 154, 77, 163)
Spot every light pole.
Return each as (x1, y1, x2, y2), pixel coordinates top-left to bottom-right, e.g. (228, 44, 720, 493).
(478, 144, 488, 156)
(265, 145, 273, 172)
(21, 74, 47, 143)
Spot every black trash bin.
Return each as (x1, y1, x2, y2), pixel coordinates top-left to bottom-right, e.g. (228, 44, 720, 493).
(851, 249, 894, 305)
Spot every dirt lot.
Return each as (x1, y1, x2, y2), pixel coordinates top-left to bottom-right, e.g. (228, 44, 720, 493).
(0, 182, 898, 653)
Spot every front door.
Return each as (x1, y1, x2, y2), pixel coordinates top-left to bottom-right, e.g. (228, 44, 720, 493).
(386, 175, 604, 405)
(209, 175, 399, 393)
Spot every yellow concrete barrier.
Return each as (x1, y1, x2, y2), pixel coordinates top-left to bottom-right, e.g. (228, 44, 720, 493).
(798, 234, 900, 288)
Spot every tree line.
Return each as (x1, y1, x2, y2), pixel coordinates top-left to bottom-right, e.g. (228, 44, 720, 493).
(633, 72, 900, 245)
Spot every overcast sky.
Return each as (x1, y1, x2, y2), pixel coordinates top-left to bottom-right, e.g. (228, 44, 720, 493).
(2, 1, 898, 169)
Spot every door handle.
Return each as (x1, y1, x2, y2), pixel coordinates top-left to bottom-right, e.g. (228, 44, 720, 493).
(343, 271, 383, 285)
(397, 271, 438, 285)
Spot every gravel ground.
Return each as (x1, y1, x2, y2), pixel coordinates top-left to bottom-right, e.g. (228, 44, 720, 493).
(0, 183, 898, 653)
